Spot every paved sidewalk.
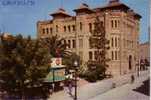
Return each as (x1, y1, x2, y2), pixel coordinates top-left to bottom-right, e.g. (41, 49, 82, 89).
(89, 76, 149, 100)
(48, 70, 149, 100)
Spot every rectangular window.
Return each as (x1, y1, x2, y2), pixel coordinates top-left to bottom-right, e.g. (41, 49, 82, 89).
(80, 22, 82, 31)
(118, 51, 120, 60)
(56, 25, 58, 32)
(50, 28, 53, 34)
(68, 25, 71, 32)
(46, 28, 49, 34)
(72, 40, 76, 48)
(118, 37, 120, 47)
(42, 28, 45, 34)
(115, 37, 117, 47)
(72, 25, 76, 31)
(115, 20, 117, 28)
(94, 51, 98, 60)
(118, 20, 120, 28)
(89, 51, 93, 60)
(64, 26, 66, 32)
(89, 23, 92, 32)
(115, 51, 117, 60)
(68, 40, 71, 48)
(111, 37, 114, 47)
(79, 39, 83, 48)
(111, 51, 114, 60)
(111, 20, 114, 28)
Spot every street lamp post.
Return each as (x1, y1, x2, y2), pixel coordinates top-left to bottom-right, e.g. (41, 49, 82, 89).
(73, 60, 78, 100)
(137, 60, 140, 77)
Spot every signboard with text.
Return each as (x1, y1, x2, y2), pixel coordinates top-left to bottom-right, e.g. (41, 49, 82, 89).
(51, 58, 62, 68)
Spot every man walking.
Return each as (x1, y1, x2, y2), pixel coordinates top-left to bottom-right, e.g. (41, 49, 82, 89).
(68, 80, 73, 96)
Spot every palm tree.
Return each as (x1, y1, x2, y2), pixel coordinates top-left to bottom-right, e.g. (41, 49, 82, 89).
(40, 35, 70, 58)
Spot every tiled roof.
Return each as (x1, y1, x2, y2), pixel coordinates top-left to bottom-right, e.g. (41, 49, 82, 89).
(51, 8, 71, 17)
(74, 3, 94, 13)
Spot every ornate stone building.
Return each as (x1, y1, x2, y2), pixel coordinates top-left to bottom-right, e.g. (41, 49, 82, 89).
(37, 0, 141, 76)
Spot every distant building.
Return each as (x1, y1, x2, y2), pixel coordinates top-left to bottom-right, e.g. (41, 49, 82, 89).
(139, 42, 150, 62)
(37, 0, 141, 76)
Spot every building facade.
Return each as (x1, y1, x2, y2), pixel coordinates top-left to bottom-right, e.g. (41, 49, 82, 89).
(37, 0, 141, 76)
(139, 42, 150, 62)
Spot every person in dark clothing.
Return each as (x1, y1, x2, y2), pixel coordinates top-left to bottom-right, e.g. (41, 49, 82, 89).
(68, 80, 73, 95)
(131, 75, 135, 83)
(49, 84, 53, 95)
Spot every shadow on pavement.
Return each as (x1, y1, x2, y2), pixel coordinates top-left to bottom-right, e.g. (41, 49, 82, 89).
(133, 79, 150, 96)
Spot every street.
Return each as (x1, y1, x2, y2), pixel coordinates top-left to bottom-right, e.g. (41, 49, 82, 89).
(48, 70, 149, 100)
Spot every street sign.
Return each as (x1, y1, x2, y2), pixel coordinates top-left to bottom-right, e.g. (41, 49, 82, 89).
(51, 58, 62, 68)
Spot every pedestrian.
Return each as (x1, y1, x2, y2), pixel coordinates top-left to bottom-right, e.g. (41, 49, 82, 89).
(68, 80, 73, 96)
(131, 75, 135, 83)
(49, 84, 53, 96)
(64, 79, 69, 94)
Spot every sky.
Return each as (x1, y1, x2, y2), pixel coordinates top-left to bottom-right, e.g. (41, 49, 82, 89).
(0, 0, 150, 43)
